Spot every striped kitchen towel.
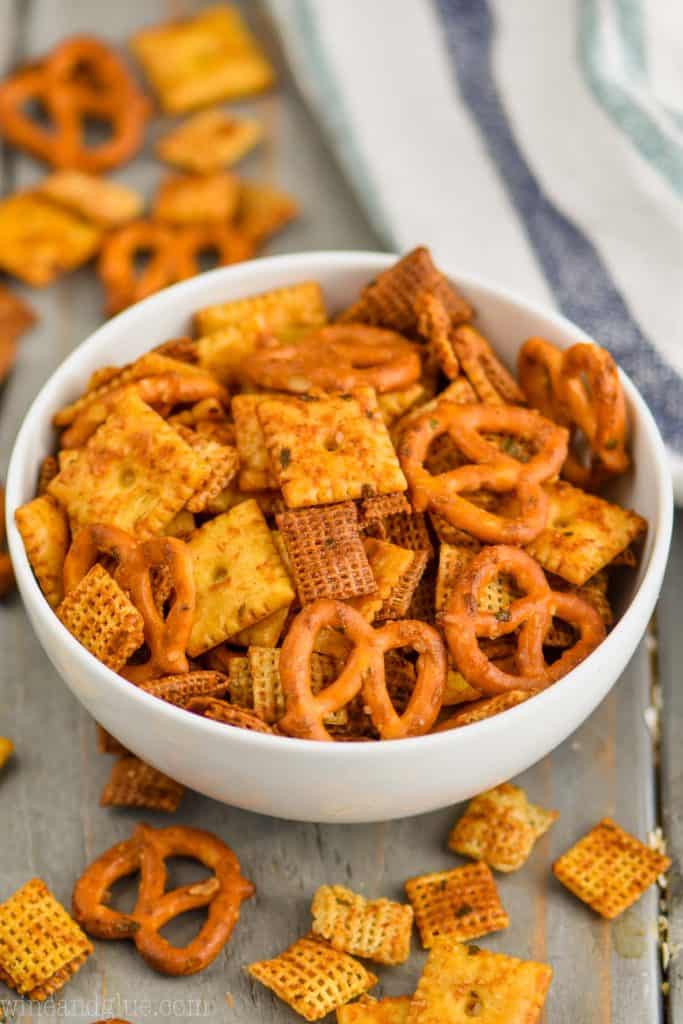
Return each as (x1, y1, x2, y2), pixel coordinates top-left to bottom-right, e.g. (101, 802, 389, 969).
(268, 0, 683, 497)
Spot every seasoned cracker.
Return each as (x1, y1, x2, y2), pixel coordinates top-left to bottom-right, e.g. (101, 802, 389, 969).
(0, 283, 35, 383)
(157, 109, 263, 173)
(231, 604, 292, 648)
(434, 691, 536, 732)
(153, 171, 240, 225)
(163, 508, 196, 539)
(407, 941, 552, 1024)
(526, 481, 647, 586)
(195, 279, 326, 338)
(14, 494, 69, 608)
(311, 885, 413, 966)
(415, 291, 460, 379)
(227, 654, 253, 707)
(56, 564, 144, 672)
(0, 736, 13, 771)
(36, 171, 143, 228)
(337, 995, 411, 1024)
(49, 390, 210, 538)
(236, 180, 299, 243)
(349, 537, 415, 622)
(248, 935, 377, 1021)
(339, 247, 472, 331)
(454, 324, 526, 405)
(377, 382, 427, 427)
(186, 500, 295, 655)
(0, 192, 101, 287)
(131, 5, 274, 113)
(175, 425, 239, 513)
(100, 755, 184, 812)
(37, 455, 59, 495)
(442, 668, 481, 707)
(552, 817, 670, 919)
(277, 503, 376, 604)
(233, 393, 280, 490)
(259, 388, 406, 507)
(0, 879, 92, 1000)
(405, 862, 509, 948)
(95, 724, 128, 756)
(379, 548, 429, 620)
(449, 783, 558, 872)
(187, 696, 273, 733)
(138, 670, 229, 708)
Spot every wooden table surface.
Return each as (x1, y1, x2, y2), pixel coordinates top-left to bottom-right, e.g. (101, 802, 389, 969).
(0, 2, 678, 1021)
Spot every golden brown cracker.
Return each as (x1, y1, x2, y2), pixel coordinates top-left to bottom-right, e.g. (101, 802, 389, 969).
(100, 755, 184, 812)
(0, 192, 101, 287)
(311, 885, 413, 966)
(56, 564, 144, 672)
(153, 171, 240, 225)
(157, 109, 263, 172)
(405, 862, 509, 948)
(14, 494, 69, 608)
(195, 279, 326, 338)
(232, 393, 280, 490)
(337, 996, 411, 1024)
(231, 604, 291, 648)
(0, 737, 13, 771)
(174, 425, 239, 513)
(235, 180, 299, 244)
(0, 283, 35, 384)
(36, 171, 143, 228)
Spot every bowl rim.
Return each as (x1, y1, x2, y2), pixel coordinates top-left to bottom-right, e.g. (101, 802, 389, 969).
(6, 250, 674, 758)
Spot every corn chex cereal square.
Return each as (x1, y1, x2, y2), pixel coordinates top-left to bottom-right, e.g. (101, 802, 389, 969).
(157, 109, 263, 173)
(311, 884, 413, 966)
(100, 755, 184, 812)
(0, 879, 93, 1000)
(139, 670, 229, 709)
(349, 537, 415, 622)
(449, 783, 558, 873)
(57, 565, 144, 672)
(338, 995, 412, 1024)
(552, 818, 670, 919)
(259, 388, 406, 507)
(405, 862, 508, 948)
(186, 500, 294, 655)
(434, 691, 535, 733)
(131, 5, 274, 113)
(407, 941, 552, 1024)
(188, 696, 273, 733)
(248, 935, 377, 1021)
(49, 390, 210, 538)
(277, 503, 376, 604)
(14, 495, 69, 608)
(525, 481, 646, 586)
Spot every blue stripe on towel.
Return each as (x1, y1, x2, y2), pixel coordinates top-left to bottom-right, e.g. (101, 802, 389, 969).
(435, 0, 683, 449)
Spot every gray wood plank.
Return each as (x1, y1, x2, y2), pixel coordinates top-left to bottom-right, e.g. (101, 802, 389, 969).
(0, 1, 665, 1021)
(658, 509, 683, 1023)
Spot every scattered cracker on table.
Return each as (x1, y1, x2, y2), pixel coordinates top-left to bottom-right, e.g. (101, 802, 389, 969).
(0, 737, 14, 772)
(258, 388, 407, 507)
(138, 670, 229, 708)
(311, 884, 413, 966)
(186, 499, 295, 655)
(100, 755, 184, 812)
(277, 503, 376, 604)
(248, 935, 377, 1022)
(56, 565, 144, 672)
(0, 879, 93, 1000)
(405, 862, 509, 948)
(14, 494, 69, 608)
(0, 283, 35, 384)
(131, 4, 275, 113)
(153, 171, 240, 225)
(407, 941, 552, 1024)
(49, 390, 210, 538)
(337, 995, 412, 1024)
(235, 180, 299, 244)
(526, 481, 647, 586)
(449, 783, 558, 872)
(36, 171, 144, 228)
(95, 724, 128, 756)
(552, 817, 670, 919)
(0, 192, 101, 287)
(156, 109, 263, 173)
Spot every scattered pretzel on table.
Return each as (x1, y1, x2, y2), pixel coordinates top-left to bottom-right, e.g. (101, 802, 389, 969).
(72, 823, 254, 976)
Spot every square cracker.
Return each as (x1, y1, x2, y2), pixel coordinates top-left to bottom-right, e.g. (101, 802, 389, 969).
(14, 495, 69, 608)
(186, 499, 294, 655)
(56, 565, 144, 672)
(405, 862, 509, 948)
(36, 171, 143, 228)
(153, 171, 240, 225)
(235, 180, 299, 244)
(449, 783, 558, 872)
(0, 878, 93, 1000)
(525, 481, 647, 586)
(0, 192, 101, 287)
(231, 604, 291, 648)
(100, 755, 184, 812)
(259, 388, 406, 507)
(195, 278, 326, 338)
(248, 935, 377, 1022)
(337, 996, 412, 1024)
(277, 503, 377, 604)
(407, 941, 552, 1024)
(174, 425, 239, 512)
(233, 393, 280, 490)
(49, 390, 210, 538)
(156, 109, 263, 173)
(0, 283, 35, 383)
(552, 817, 670, 919)
(131, 5, 274, 113)
(311, 884, 413, 966)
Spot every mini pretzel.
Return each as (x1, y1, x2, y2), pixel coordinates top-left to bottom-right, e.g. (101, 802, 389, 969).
(0, 36, 149, 171)
(519, 338, 629, 488)
(72, 823, 254, 976)
(61, 372, 228, 448)
(442, 545, 606, 695)
(400, 403, 568, 544)
(64, 525, 195, 681)
(278, 599, 446, 741)
(243, 324, 422, 394)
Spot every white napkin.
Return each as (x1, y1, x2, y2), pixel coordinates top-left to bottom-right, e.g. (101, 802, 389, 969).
(268, 0, 683, 498)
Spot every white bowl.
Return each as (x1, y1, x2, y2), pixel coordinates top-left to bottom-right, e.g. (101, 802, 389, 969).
(6, 252, 673, 823)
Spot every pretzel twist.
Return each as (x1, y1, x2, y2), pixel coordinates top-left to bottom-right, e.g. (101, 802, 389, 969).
(72, 824, 254, 976)
(278, 599, 446, 741)
(442, 545, 606, 695)
(399, 403, 568, 544)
